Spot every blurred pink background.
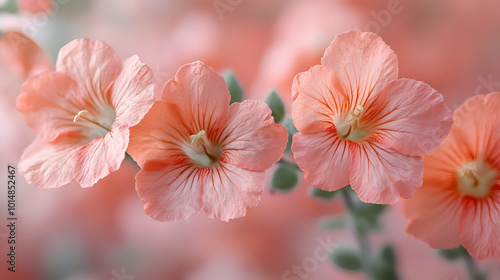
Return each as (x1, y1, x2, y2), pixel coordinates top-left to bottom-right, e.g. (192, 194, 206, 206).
(2, 0, 500, 279)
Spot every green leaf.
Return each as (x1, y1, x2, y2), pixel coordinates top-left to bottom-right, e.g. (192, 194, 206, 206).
(330, 247, 363, 271)
(367, 245, 399, 280)
(438, 246, 466, 261)
(265, 90, 286, 123)
(223, 70, 243, 104)
(280, 117, 298, 152)
(0, 0, 19, 13)
(311, 187, 337, 200)
(318, 214, 347, 230)
(271, 164, 298, 193)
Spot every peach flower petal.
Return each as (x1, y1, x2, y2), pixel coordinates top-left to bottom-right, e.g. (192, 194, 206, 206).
(74, 125, 129, 188)
(404, 185, 462, 249)
(19, 136, 82, 189)
(291, 65, 347, 134)
(136, 163, 201, 222)
(321, 31, 398, 106)
(292, 130, 350, 192)
(56, 38, 121, 105)
(161, 61, 231, 131)
(220, 100, 288, 172)
(369, 78, 453, 157)
(17, 72, 84, 142)
(110, 55, 155, 127)
(459, 190, 500, 260)
(350, 142, 423, 204)
(201, 163, 265, 222)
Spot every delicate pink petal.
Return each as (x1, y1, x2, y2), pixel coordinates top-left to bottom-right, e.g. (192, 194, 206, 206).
(17, 72, 85, 141)
(135, 162, 201, 222)
(452, 93, 500, 163)
(201, 163, 265, 221)
(18, 136, 82, 189)
(291, 129, 350, 191)
(369, 79, 453, 156)
(403, 185, 462, 249)
(0, 31, 53, 78)
(18, 0, 52, 14)
(350, 142, 423, 204)
(161, 61, 230, 131)
(74, 125, 129, 188)
(110, 55, 155, 127)
(291, 65, 349, 134)
(459, 189, 500, 260)
(56, 39, 121, 106)
(321, 31, 398, 106)
(219, 100, 287, 172)
(128, 101, 189, 167)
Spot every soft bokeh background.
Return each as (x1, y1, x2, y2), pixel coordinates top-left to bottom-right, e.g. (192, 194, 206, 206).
(1, 0, 500, 279)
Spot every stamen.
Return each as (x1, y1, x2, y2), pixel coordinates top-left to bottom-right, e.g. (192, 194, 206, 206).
(73, 110, 89, 122)
(336, 106, 366, 141)
(190, 130, 206, 148)
(457, 158, 498, 198)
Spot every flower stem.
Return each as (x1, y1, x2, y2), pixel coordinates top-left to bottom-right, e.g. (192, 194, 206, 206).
(341, 187, 371, 258)
(463, 250, 481, 280)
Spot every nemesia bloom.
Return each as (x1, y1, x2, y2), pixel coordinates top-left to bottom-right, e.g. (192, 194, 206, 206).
(128, 61, 288, 222)
(16, 38, 154, 189)
(291, 31, 453, 204)
(403, 93, 500, 260)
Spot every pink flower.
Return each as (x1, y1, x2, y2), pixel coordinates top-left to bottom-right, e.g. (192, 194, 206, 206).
(128, 61, 288, 222)
(291, 31, 453, 204)
(403, 93, 500, 260)
(16, 38, 154, 189)
(17, 0, 52, 14)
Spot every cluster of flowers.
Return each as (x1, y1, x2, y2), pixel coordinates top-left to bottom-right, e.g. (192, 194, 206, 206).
(17, 31, 499, 259)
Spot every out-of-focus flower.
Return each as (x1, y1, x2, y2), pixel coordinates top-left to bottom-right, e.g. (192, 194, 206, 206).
(16, 38, 154, 189)
(403, 93, 500, 260)
(128, 61, 288, 222)
(250, 0, 360, 109)
(291, 31, 452, 204)
(0, 31, 52, 171)
(17, 0, 52, 14)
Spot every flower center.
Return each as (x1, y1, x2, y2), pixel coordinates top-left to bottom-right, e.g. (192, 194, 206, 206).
(335, 106, 367, 142)
(457, 158, 498, 198)
(73, 105, 116, 140)
(184, 130, 222, 167)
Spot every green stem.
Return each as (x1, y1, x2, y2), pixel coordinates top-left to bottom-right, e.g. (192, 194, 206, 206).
(463, 250, 481, 280)
(341, 187, 371, 258)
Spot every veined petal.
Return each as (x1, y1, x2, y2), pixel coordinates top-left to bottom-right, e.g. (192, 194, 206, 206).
(292, 65, 349, 134)
(74, 125, 129, 188)
(452, 93, 500, 165)
(128, 101, 189, 167)
(110, 55, 155, 127)
(135, 162, 202, 222)
(201, 163, 265, 222)
(56, 39, 121, 106)
(17, 72, 85, 142)
(220, 100, 288, 172)
(321, 31, 398, 106)
(18, 136, 82, 189)
(403, 185, 462, 249)
(350, 142, 423, 204)
(291, 130, 350, 192)
(459, 188, 500, 260)
(161, 61, 230, 133)
(369, 79, 452, 157)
